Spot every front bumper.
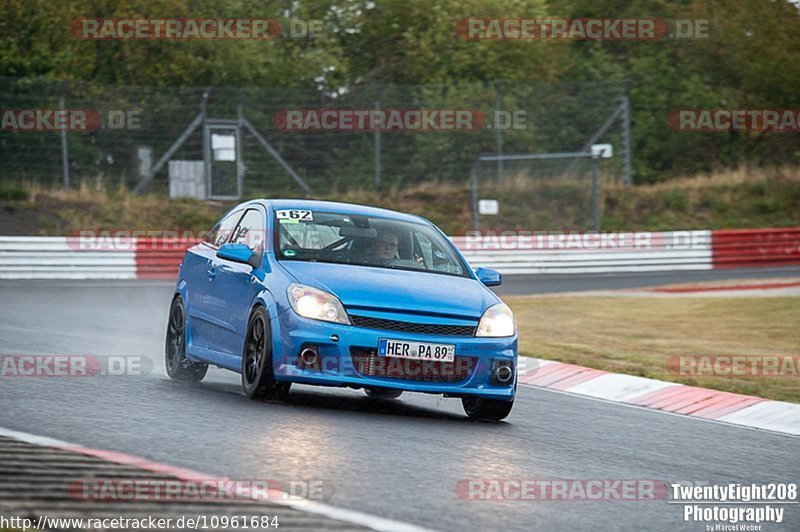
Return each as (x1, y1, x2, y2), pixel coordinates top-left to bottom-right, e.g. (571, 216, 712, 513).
(273, 309, 517, 401)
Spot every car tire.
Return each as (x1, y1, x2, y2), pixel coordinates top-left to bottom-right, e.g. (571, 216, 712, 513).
(364, 387, 403, 399)
(461, 396, 514, 421)
(165, 295, 208, 382)
(241, 306, 291, 400)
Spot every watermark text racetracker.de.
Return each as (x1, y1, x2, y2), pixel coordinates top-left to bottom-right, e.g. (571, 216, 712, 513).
(0, 355, 152, 377)
(69, 478, 329, 502)
(456, 18, 710, 40)
(1, 109, 142, 132)
(461, 230, 708, 251)
(455, 479, 668, 501)
(668, 355, 800, 378)
(273, 109, 528, 131)
(668, 109, 800, 132)
(70, 229, 264, 251)
(70, 18, 323, 40)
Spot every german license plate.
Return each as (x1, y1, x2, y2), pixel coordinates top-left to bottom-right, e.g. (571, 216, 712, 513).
(378, 338, 455, 362)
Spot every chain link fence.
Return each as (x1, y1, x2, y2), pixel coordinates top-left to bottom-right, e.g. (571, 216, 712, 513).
(1, 77, 629, 228)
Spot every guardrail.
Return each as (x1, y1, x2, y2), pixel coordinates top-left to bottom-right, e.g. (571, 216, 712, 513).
(0, 228, 797, 279)
(135, 238, 197, 280)
(452, 230, 712, 274)
(0, 237, 136, 279)
(711, 228, 800, 268)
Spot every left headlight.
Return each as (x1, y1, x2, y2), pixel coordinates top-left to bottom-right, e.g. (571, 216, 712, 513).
(476, 303, 516, 337)
(287, 283, 351, 325)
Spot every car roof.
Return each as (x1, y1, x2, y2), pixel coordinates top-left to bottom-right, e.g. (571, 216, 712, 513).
(253, 199, 428, 224)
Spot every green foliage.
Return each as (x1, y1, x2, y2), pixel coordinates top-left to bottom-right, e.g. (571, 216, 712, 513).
(0, 185, 28, 200)
(2, 168, 798, 236)
(1, 0, 799, 182)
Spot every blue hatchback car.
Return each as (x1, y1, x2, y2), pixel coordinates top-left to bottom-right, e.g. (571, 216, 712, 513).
(166, 200, 518, 420)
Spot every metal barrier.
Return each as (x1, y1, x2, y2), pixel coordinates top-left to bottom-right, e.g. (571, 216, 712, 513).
(0, 237, 136, 279)
(135, 238, 198, 280)
(453, 230, 712, 274)
(711, 228, 800, 268)
(0, 229, 797, 279)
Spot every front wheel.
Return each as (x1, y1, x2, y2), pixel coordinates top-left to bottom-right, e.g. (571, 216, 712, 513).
(165, 296, 208, 382)
(462, 396, 514, 421)
(241, 307, 291, 400)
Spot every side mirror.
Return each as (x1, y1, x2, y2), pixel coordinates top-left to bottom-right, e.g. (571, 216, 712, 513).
(475, 267, 502, 287)
(217, 243, 260, 268)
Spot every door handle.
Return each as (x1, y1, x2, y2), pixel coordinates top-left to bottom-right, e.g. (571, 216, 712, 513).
(207, 268, 217, 279)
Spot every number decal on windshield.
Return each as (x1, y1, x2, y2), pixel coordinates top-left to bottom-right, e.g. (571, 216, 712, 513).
(276, 209, 313, 221)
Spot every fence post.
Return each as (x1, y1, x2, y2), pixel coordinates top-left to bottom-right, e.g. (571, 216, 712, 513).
(236, 92, 245, 198)
(494, 81, 504, 184)
(59, 86, 69, 188)
(592, 156, 601, 231)
(470, 164, 479, 232)
(374, 95, 381, 188)
(622, 78, 632, 186)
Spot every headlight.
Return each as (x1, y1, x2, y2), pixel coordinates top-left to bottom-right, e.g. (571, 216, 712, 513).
(476, 303, 515, 337)
(287, 283, 350, 325)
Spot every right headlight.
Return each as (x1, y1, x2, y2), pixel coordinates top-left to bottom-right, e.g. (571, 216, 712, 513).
(287, 283, 351, 325)
(475, 303, 516, 337)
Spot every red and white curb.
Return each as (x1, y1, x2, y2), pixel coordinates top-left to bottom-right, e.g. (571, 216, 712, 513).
(0, 426, 433, 532)
(518, 358, 800, 436)
(647, 280, 800, 293)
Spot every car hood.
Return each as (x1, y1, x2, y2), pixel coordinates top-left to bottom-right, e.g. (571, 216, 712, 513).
(278, 261, 496, 319)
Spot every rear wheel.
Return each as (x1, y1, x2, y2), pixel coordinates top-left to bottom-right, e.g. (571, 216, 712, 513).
(364, 387, 403, 399)
(461, 396, 514, 421)
(241, 307, 291, 399)
(165, 296, 208, 382)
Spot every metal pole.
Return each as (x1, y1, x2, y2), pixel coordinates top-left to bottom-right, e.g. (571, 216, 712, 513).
(494, 81, 503, 185)
(480, 151, 592, 162)
(592, 157, 600, 231)
(622, 78, 633, 186)
(470, 164, 479, 232)
(59, 90, 69, 188)
(374, 97, 381, 188)
(236, 98, 244, 199)
(201, 91, 211, 198)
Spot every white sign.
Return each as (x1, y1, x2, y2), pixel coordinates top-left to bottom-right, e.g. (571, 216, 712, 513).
(211, 133, 236, 162)
(591, 143, 613, 158)
(478, 199, 499, 215)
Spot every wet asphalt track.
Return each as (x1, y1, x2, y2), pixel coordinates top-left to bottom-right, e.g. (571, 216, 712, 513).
(1, 273, 799, 531)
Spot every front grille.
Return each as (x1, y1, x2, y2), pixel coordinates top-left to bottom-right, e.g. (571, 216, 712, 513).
(351, 347, 477, 383)
(350, 314, 476, 337)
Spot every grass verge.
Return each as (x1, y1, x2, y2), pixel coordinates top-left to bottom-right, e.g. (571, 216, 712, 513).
(506, 295, 800, 403)
(1, 166, 798, 235)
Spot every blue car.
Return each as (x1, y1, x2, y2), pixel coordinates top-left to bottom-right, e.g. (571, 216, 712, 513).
(165, 199, 518, 420)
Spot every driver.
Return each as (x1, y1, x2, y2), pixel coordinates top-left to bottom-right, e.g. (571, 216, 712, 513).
(370, 230, 399, 264)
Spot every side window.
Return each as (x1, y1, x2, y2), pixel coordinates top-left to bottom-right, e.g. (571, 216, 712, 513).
(204, 210, 243, 248)
(414, 230, 463, 274)
(414, 232, 434, 267)
(231, 209, 265, 253)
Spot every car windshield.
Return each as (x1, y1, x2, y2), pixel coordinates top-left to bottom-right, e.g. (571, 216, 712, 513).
(275, 209, 469, 278)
